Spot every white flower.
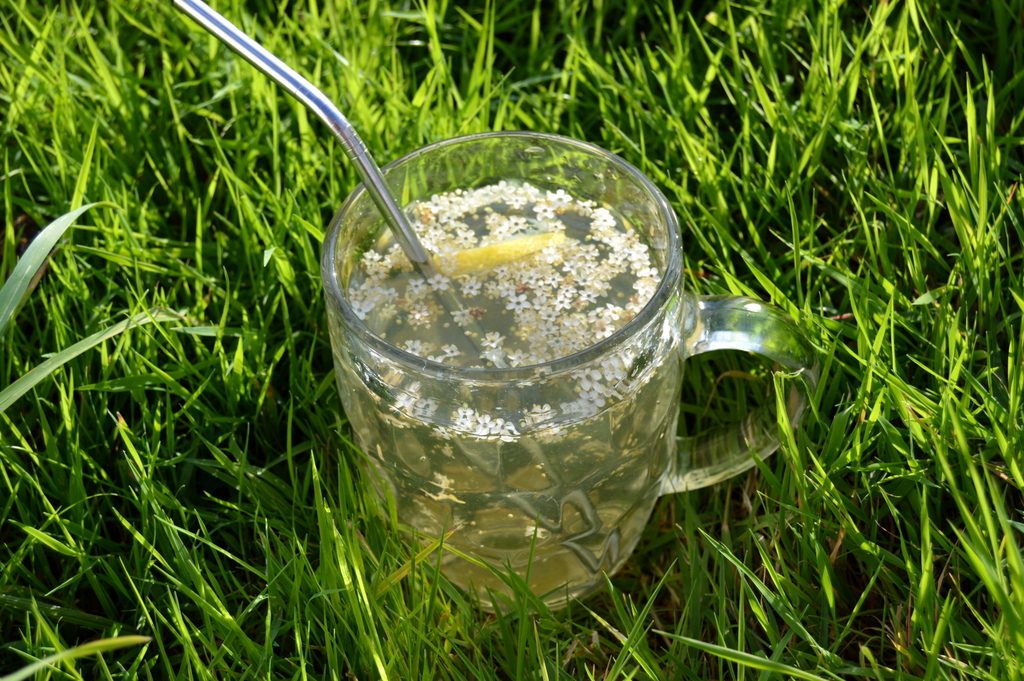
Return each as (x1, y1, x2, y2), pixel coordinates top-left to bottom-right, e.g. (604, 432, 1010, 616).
(350, 180, 661, 370)
(481, 332, 505, 348)
(413, 397, 440, 419)
(506, 293, 531, 313)
(547, 188, 573, 208)
(486, 211, 508, 232)
(390, 383, 439, 419)
(472, 413, 498, 437)
(541, 245, 564, 265)
(361, 250, 384, 266)
(483, 266, 518, 297)
(530, 302, 554, 322)
(607, 247, 628, 267)
(591, 207, 616, 230)
(534, 202, 556, 220)
(580, 388, 607, 409)
(635, 266, 660, 280)
(454, 227, 477, 249)
(633, 277, 658, 299)
(577, 368, 605, 393)
(407, 304, 432, 327)
(394, 391, 417, 412)
(481, 347, 506, 366)
(351, 297, 375, 320)
(599, 304, 623, 323)
(520, 403, 556, 429)
(453, 406, 477, 430)
(627, 245, 652, 272)
(498, 420, 519, 441)
(507, 194, 528, 209)
(504, 183, 537, 209)
(561, 313, 586, 332)
(407, 278, 427, 297)
(517, 266, 542, 288)
(401, 339, 429, 356)
(535, 319, 558, 339)
(470, 414, 518, 440)
(506, 215, 529, 234)
(506, 350, 528, 367)
(427, 274, 451, 291)
(560, 399, 598, 417)
(600, 355, 628, 383)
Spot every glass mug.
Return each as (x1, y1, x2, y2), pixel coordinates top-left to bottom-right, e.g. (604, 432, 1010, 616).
(321, 132, 816, 607)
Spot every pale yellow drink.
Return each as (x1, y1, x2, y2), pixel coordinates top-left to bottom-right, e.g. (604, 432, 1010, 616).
(339, 181, 679, 604)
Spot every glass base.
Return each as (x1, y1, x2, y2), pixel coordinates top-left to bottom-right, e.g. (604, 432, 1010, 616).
(436, 506, 650, 611)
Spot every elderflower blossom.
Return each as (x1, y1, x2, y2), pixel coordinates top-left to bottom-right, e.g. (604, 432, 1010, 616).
(402, 339, 430, 356)
(480, 347, 506, 366)
(346, 180, 661, 369)
(481, 332, 505, 349)
(505, 293, 531, 313)
(452, 406, 477, 431)
(427, 274, 451, 291)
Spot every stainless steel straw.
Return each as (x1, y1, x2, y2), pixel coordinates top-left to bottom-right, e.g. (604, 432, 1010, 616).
(175, 0, 505, 364)
(174, 0, 430, 269)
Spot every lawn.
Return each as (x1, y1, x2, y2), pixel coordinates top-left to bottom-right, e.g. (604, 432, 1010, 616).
(2, 0, 1023, 678)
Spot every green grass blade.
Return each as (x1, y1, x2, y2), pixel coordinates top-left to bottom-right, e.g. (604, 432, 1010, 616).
(0, 635, 151, 681)
(0, 203, 101, 336)
(0, 308, 182, 413)
(2, 0, 1023, 677)
(653, 631, 829, 680)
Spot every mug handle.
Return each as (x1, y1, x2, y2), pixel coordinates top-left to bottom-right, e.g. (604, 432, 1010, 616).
(661, 295, 819, 494)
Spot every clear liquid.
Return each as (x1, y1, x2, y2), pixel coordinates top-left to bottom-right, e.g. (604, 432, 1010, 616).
(338, 354, 681, 605)
(338, 182, 681, 604)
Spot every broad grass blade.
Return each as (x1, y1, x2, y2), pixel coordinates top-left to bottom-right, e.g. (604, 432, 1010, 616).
(0, 635, 150, 681)
(653, 631, 828, 681)
(0, 309, 182, 414)
(0, 203, 99, 336)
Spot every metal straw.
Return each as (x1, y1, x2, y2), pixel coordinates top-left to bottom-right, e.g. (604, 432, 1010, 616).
(174, 0, 431, 269)
(175, 0, 506, 365)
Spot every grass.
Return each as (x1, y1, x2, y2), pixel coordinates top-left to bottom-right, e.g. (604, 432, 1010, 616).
(1, 0, 1022, 678)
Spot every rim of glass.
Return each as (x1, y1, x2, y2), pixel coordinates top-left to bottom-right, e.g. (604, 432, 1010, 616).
(321, 131, 683, 382)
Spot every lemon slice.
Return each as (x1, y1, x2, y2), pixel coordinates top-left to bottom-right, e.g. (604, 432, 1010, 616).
(446, 231, 568, 275)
